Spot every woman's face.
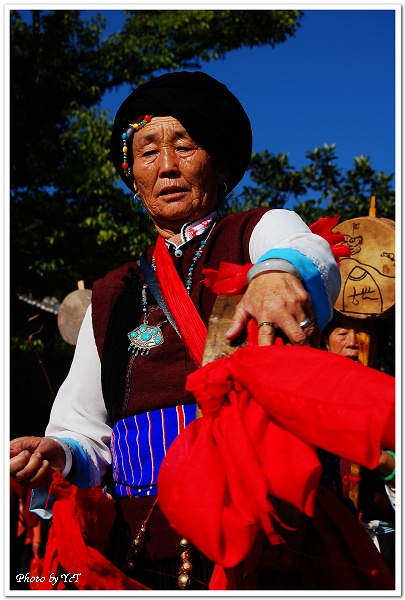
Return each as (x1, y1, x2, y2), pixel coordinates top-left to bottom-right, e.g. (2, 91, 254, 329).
(132, 117, 228, 236)
(325, 316, 377, 364)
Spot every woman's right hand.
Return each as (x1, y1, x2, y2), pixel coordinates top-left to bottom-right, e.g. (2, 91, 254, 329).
(10, 436, 66, 488)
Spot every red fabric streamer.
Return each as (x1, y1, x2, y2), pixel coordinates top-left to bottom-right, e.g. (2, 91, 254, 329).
(308, 215, 350, 264)
(154, 235, 207, 365)
(203, 261, 253, 295)
(38, 471, 149, 590)
(29, 550, 44, 590)
(158, 344, 395, 569)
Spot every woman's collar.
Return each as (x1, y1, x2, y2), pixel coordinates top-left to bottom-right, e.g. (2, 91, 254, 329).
(166, 211, 218, 249)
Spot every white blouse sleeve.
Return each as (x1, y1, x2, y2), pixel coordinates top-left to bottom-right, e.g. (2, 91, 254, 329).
(45, 304, 111, 486)
(249, 209, 341, 326)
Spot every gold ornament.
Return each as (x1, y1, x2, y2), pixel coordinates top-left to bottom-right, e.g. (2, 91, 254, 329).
(177, 572, 190, 589)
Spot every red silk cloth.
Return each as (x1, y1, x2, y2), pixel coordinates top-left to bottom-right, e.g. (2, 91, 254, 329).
(154, 234, 207, 365)
(158, 344, 394, 568)
(203, 261, 253, 295)
(38, 472, 149, 590)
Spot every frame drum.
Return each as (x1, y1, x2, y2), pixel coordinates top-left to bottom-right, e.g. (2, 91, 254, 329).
(57, 288, 92, 345)
(333, 216, 395, 319)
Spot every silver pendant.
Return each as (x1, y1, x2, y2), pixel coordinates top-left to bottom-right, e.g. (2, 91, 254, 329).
(127, 323, 164, 356)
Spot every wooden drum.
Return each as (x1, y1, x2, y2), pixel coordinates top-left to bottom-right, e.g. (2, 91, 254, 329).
(57, 285, 92, 345)
(333, 216, 395, 319)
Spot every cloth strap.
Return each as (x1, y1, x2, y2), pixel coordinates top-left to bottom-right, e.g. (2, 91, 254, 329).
(153, 235, 208, 366)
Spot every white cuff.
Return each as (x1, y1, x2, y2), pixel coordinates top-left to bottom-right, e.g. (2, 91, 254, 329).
(44, 436, 73, 478)
(247, 258, 302, 284)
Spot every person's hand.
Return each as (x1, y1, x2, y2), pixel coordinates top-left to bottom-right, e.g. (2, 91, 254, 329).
(376, 449, 395, 481)
(225, 271, 319, 347)
(10, 436, 66, 488)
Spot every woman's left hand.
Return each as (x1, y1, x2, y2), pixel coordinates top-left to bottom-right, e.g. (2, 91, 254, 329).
(225, 271, 319, 347)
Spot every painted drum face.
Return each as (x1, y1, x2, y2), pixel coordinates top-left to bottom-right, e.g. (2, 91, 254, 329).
(333, 216, 395, 318)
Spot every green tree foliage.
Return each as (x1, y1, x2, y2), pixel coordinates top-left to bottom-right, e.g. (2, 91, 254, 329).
(103, 9, 302, 84)
(229, 143, 395, 224)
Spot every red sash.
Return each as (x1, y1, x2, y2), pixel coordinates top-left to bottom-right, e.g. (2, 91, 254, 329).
(154, 234, 207, 366)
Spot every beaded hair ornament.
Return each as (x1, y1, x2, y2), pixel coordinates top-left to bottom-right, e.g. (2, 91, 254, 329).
(122, 114, 153, 177)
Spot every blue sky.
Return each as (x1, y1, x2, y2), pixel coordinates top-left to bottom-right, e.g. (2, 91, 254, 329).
(14, 6, 397, 203)
(94, 7, 397, 204)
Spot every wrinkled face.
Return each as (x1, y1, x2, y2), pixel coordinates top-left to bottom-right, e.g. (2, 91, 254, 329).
(132, 116, 228, 236)
(325, 316, 377, 364)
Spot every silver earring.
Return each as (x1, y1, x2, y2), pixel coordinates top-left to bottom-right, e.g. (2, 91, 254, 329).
(222, 181, 228, 195)
(133, 184, 142, 202)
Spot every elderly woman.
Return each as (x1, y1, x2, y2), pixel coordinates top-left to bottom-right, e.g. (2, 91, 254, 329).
(10, 72, 365, 590)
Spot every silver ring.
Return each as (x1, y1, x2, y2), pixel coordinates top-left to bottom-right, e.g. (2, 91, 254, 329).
(299, 317, 313, 329)
(258, 321, 275, 329)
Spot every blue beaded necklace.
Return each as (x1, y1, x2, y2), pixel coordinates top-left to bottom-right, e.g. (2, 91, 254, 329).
(186, 238, 207, 293)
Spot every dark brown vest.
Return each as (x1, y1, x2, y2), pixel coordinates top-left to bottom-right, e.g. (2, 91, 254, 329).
(92, 208, 269, 425)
